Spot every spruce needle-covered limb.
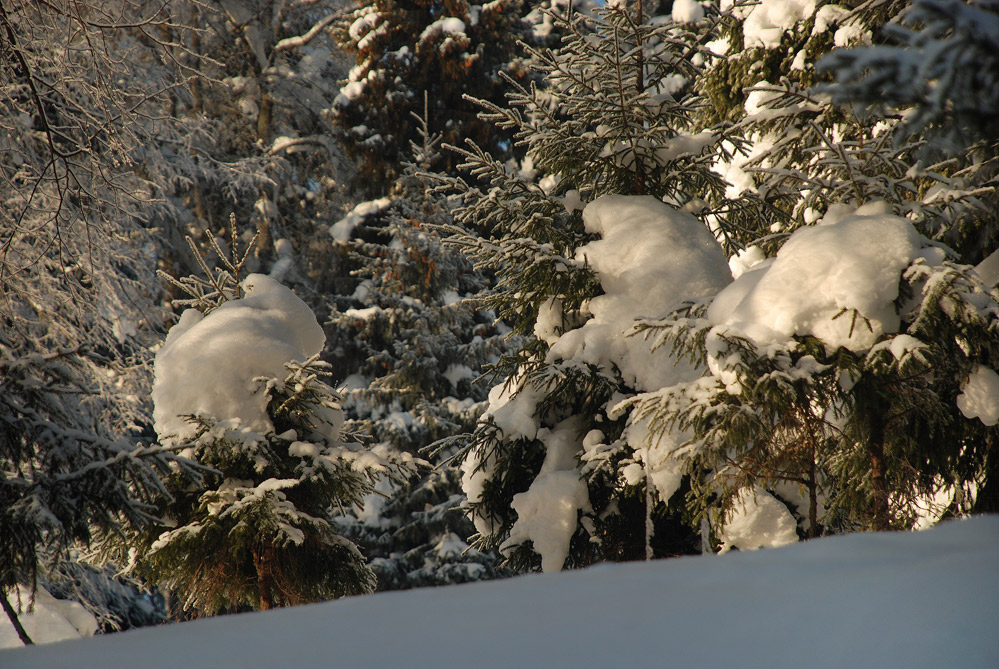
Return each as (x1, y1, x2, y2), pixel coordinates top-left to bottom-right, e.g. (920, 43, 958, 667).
(631, 300, 715, 356)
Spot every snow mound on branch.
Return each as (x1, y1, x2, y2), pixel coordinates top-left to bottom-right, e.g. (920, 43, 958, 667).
(957, 365, 999, 426)
(707, 205, 933, 352)
(503, 417, 590, 573)
(462, 373, 549, 537)
(550, 194, 731, 391)
(505, 471, 588, 573)
(461, 447, 498, 538)
(672, 0, 704, 23)
(330, 198, 391, 242)
(743, 0, 816, 49)
(419, 17, 465, 42)
(481, 374, 546, 441)
(153, 274, 327, 443)
(622, 411, 689, 503)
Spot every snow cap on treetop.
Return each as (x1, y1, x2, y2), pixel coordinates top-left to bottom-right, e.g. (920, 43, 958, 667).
(152, 274, 327, 444)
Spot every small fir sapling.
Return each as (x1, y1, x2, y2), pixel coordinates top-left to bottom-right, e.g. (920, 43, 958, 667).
(131, 227, 415, 615)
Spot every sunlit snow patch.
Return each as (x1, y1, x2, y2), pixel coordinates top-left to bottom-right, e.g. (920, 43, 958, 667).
(707, 203, 938, 353)
(957, 365, 999, 426)
(152, 274, 329, 443)
(550, 194, 731, 391)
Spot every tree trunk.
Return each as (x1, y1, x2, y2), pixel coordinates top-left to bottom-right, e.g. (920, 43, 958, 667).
(807, 455, 819, 539)
(644, 462, 654, 560)
(868, 413, 890, 531)
(1, 589, 34, 646)
(255, 543, 276, 611)
(257, 88, 272, 142)
(633, 0, 646, 196)
(192, 185, 210, 229)
(256, 201, 273, 264)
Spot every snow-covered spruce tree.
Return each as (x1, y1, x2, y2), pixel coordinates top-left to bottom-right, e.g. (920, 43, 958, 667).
(817, 0, 999, 262)
(818, 0, 999, 513)
(627, 204, 999, 539)
(435, 3, 767, 571)
(697, 0, 997, 258)
(324, 119, 511, 589)
(329, 0, 541, 193)
(130, 240, 415, 615)
(618, 0, 999, 544)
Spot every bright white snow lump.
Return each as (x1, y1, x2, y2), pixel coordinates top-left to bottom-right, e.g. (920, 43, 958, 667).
(152, 274, 328, 443)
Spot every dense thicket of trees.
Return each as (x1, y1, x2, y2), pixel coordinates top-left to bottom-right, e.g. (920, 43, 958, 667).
(438, 0, 998, 568)
(2, 0, 996, 643)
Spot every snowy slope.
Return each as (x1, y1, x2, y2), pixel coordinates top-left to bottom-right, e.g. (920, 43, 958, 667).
(3, 516, 997, 668)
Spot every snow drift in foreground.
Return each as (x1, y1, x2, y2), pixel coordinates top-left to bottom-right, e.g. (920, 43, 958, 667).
(4, 516, 996, 668)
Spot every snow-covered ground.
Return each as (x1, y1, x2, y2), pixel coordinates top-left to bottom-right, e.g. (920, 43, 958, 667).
(3, 515, 996, 668)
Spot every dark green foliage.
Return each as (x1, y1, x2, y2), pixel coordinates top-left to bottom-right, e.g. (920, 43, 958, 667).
(817, 0, 999, 263)
(434, 4, 757, 571)
(331, 0, 536, 193)
(132, 359, 396, 614)
(820, 0, 999, 147)
(325, 158, 513, 588)
(700, 0, 999, 260)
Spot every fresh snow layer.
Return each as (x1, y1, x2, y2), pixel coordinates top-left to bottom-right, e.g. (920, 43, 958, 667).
(707, 206, 931, 352)
(0, 586, 97, 649)
(743, 0, 816, 48)
(551, 194, 731, 391)
(153, 274, 326, 442)
(671, 0, 704, 24)
(717, 487, 799, 552)
(418, 16, 466, 42)
(4, 516, 996, 668)
(330, 197, 391, 242)
(503, 417, 591, 572)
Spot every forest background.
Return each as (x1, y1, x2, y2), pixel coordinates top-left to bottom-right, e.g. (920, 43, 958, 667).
(1, 0, 997, 643)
